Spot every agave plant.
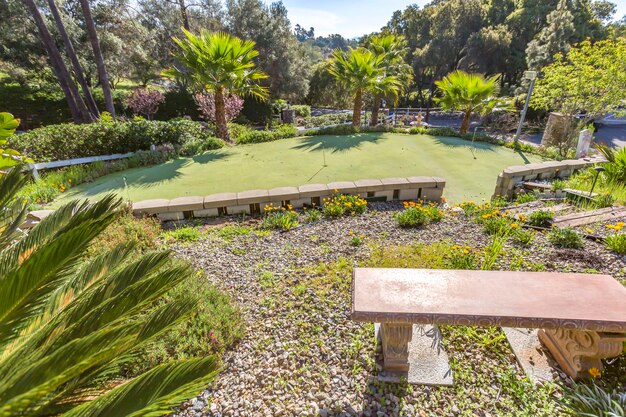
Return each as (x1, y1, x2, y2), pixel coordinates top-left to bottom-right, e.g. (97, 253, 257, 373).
(0, 167, 218, 416)
(564, 382, 626, 417)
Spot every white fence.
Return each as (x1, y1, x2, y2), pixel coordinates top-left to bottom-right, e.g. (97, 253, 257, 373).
(27, 152, 134, 179)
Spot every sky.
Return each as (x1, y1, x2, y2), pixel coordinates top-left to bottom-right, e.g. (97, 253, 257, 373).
(264, 0, 626, 39)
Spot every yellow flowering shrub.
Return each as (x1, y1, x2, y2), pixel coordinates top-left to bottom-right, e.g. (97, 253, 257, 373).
(262, 203, 299, 230)
(395, 200, 444, 227)
(322, 194, 367, 218)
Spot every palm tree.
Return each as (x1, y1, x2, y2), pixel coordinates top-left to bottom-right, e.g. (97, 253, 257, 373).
(434, 70, 502, 134)
(0, 162, 218, 413)
(163, 30, 269, 142)
(328, 47, 399, 127)
(367, 34, 413, 126)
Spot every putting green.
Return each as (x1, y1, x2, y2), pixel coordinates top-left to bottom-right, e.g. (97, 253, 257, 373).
(52, 133, 544, 206)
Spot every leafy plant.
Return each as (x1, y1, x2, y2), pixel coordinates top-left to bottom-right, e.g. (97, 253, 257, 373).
(0, 112, 32, 169)
(126, 88, 165, 119)
(323, 193, 367, 217)
(564, 382, 626, 417)
(605, 234, 626, 255)
(515, 191, 538, 203)
(526, 210, 554, 227)
(447, 245, 477, 270)
(262, 203, 299, 230)
(511, 227, 535, 246)
(303, 207, 323, 223)
(395, 202, 444, 227)
(0, 167, 218, 416)
(548, 227, 584, 248)
(195, 92, 244, 123)
(163, 226, 202, 243)
(551, 179, 566, 192)
(481, 234, 507, 270)
(292, 105, 311, 117)
(483, 215, 513, 236)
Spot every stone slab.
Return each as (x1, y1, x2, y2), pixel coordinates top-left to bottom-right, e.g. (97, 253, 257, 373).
(168, 196, 204, 212)
(381, 177, 412, 190)
(28, 209, 54, 221)
(398, 188, 420, 201)
(268, 186, 300, 202)
(406, 176, 437, 188)
(133, 199, 170, 216)
(327, 181, 358, 194)
(432, 177, 446, 188)
(204, 192, 238, 208)
(503, 328, 555, 384)
(193, 208, 219, 218)
(227, 204, 251, 215)
(375, 324, 453, 386)
(158, 211, 184, 221)
(421, 187, 444, 202)
(373, 190, 394, 201)
(298, 183, 330, 198)
(354, 179, 385, 192)
(237, 189, 269, 205)
(351, 268, 626, 332)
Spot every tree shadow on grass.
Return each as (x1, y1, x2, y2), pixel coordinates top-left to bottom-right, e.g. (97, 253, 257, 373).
(291, 133, 386, 153)
(430, 135, 498, 155)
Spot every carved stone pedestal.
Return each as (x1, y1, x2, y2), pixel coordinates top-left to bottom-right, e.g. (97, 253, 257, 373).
(380, 323, 412, 372)
(538, 329, 626, 379)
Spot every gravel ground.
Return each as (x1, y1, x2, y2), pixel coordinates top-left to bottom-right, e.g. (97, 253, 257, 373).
(167, 202, 626, 417)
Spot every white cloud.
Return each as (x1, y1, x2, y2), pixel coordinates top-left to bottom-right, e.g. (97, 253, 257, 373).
(286, 7, 344, 36)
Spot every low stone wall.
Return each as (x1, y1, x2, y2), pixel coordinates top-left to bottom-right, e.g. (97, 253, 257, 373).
(492, 159, 600, 199)
(132, 176, 446, 221)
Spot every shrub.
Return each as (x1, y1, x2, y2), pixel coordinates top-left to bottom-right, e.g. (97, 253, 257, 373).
(395, 201, 444, 227)
(515, 192, 538, 203)
(526, 210, 554, 227)
(195, 92, 244, 123)
(298, 112, 351, 128)
(127, 88, 166, 119)
(303, 207, 323, 223)
(292, 105, 311, 117)
(551, 179, 566, 191)
(10, 118, 221, 162)
(262, 203, 299, 230)
(564, 382, 626, 417)
(323, 194, 367, 218)
(605, 233, 626, 254)
(447, 245, 477, 269)
(482, 215, 513, 236)
(511, 227, 535, 245)
(236, 124, 297, 144)
(311, 124, 360, 136)
(548, 227, 584, 249)
(163, 226, 202, 243)
(593, 193, 615, 209)
(88, 208, 161, 256)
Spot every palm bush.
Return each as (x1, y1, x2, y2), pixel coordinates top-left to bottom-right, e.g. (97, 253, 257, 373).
(435, 71, 510, 134)
(163, 30, 268, 142)
(0, 167, 218, 416)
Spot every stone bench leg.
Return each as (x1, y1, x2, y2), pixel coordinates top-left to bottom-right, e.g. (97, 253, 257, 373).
(380, 323, 412, 372)
(538, 329, 626, 379)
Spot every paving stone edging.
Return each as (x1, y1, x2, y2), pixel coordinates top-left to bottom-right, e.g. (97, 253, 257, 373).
(132, 177, 446, 221)
(492, 158, 602, 200)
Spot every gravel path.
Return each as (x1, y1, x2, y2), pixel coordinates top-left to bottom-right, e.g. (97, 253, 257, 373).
(169, 202, 626, 417)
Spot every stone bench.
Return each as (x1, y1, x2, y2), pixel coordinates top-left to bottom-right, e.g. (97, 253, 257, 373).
(351, 268, 626, 383)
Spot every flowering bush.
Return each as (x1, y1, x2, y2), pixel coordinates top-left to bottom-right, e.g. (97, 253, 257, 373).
(127, 88, 165, 119)
(604, 233, 626, 254)
(262, 203, 299, 230)
(195, 92, 244, 123)
(322, 194, 367, 218)
(447, 245, 477, 269)
(395, 200, 444, 227)
(548, 227, 584, 249)
(525, 210, 554, 227)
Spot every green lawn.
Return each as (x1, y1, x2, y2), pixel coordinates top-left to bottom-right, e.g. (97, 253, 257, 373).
(53, 133, 544, 206)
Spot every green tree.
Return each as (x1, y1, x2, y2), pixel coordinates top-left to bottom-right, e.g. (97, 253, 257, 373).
(434, 70, 503, 134)
(0, 166, 218, 415)
(163, 30, 268, 142)
(367, 34, 412, 126)
(328, 47, 399, 126)
(531, 39, 626, 153)
(526, 0, 575, 69)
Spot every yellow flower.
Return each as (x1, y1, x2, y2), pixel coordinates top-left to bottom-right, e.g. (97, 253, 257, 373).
(588, 367, 601, 378)
(511, 223, 518, 229)
(585, 228, 594, 233)
(482, 214, 491, 219)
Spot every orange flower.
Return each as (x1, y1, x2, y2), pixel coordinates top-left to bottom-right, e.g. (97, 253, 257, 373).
(588, 367, 601, 378)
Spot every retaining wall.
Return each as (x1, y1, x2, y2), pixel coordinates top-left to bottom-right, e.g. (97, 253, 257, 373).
(492, 158, 600, 199)
(132, 177, 446, 221)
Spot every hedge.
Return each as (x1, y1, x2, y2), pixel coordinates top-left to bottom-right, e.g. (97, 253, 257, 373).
(236, 124, 298, 144)
(9, 118, 223, 162)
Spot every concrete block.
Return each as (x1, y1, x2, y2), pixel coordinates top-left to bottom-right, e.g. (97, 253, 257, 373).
(290, 198, 312, 208)
(227, 204, 251, 215)
(399, 188, 420, 201)
(158, 211, 183, 221)
(268, 186, 300, 202)
(354, 179, 385, 193)
(133, 199, 170, 216)
(504, 328, 555, 384)
(503, 165, 533, 177)
(193, 208, 219, 218)
(327, 181, 358, 194)
(381, 177, 412, 190)
(406, 176, 437, 188)
(168, 196, 204, 212)
(422, 187, 443, 202)
(237, 189, 269, 205)
(432, 177, 446, 188)
(374, 190, 394, 201)
(204, 192, 237, 208)
(298, 183, 330, 198)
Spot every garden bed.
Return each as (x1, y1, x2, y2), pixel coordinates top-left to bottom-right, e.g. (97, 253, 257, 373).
(163, 200, 626, 417)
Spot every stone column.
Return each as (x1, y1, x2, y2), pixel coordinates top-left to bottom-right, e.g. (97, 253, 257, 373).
(539, 329, 626, 379)
(541, 112, 571, 148)
(380, 323, 413, 372)
(576, 129, 593, 158)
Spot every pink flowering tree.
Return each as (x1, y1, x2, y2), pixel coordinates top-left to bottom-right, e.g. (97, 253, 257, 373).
(195, 92, 244, 123)
(127, 88, 166, 120)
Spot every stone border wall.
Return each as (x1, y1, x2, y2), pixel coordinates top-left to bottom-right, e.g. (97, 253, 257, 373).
(492, 159, 600, 199)
(132, 177, 446, 221)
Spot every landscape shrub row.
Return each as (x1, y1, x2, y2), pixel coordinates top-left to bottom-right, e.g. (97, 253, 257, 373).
(298, 113, 352, 128)
(9, 118, 223, 162)
(235, 124, 298, 144)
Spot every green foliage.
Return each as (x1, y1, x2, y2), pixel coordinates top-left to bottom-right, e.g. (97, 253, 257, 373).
(483, 215, 513, 236)
(322, 194, 367, 217)
(481, 234, 507, 270)
(526, 210, 554, 227)
(262, 204, 299, 230)
(298, 113, 352, 128)
(551, 179, 566, 191)
(292, 105, 311, 117)
(395, 203, 444, 227)
(525, 0, 575, 69)
(564, 382, 626, 417)
(0, 168, 219, 416)
(10, 118, 222, 162)
(515, 191, 539, 203)
(303, 207, 323, 223)
(0, 112, 32, 169)
(548, 227, 584, 248)
(447, 245, 477, 270)
(236, 124, 297, 144)
(605, 234, 626, 255)
(511, 228, 536, 246)
(163, 226, 202, 243)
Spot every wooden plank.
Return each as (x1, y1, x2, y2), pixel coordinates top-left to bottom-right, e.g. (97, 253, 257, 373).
(351, 268, 626, 332)
(552, 206, 619, 222)
(554, 207, 626, 228)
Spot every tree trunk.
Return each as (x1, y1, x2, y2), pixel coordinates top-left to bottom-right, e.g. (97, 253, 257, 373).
(47, 0, 99, 118)
(353, 89, 362, 126)
(460, 109, 472, 134)
(23, 0, 93, 123)
(178, 0, 190, 31)
(214, 87, 230, 143)
(370, 94, 381, 127)
(79, 0, 116, 117)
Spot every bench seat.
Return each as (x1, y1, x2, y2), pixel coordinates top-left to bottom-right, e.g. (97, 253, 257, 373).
(351, 268, 626, 380)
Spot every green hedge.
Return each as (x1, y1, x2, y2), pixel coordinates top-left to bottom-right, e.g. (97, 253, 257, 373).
(292, 105, 311, 117)
(235, 124, 298, 144)
(9, 119, 223, 162)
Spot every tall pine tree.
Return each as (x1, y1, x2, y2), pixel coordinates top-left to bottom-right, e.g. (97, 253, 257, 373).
(525, 0, 575, 69)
